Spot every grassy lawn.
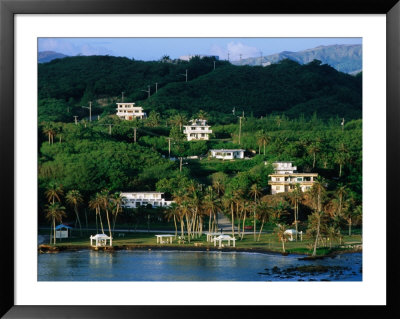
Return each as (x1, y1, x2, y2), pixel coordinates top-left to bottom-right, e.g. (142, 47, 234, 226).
(40, 230, 362, 256)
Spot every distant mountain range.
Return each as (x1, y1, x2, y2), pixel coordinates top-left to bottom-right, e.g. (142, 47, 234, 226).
(38, 51, 69, 63)
(232, 44, 362, 74)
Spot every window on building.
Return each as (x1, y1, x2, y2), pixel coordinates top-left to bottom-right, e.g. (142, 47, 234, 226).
(276, 186, 281, 190)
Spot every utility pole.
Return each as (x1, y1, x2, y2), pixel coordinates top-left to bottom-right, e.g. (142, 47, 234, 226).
(341, 118, 345, 132)
(73, 116, 78, 125)
(167, 137, 171, 157)
(239, 54, 242, 65)
(213, 61, 216, 70)
(82, 101, 92, 122)
(155, 83, 158, 93)
(179, 157, 183, 172)
(97, 115, 100, 121)
(227, 52, 230, 62)
(101, 124, 114, 135)
(141, 86, 150, 98)
(180, 69, 188, 82)
(134, 127, 137, 143)
(121, 92, 125, 102)
(239, 116, 242, 145)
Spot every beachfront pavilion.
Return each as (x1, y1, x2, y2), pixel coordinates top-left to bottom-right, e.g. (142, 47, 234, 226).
(55, 224, 73, 239)
(213, 235, 236, 248)
(155, 234, 174, 244)
(90, 234, 112, 247)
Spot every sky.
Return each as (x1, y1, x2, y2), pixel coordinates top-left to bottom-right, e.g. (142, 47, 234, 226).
(38, 37, 362, 61)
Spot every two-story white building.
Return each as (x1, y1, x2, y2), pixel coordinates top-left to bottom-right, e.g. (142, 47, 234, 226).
(120, 192, 173, 208)
(183, 119, 212, 141)
(210, 149, 245, 160)
(268, 173, 318, 194)
(116, 102, 147, 120)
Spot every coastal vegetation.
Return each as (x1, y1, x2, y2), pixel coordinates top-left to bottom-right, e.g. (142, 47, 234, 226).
(38, 56, 362, 255)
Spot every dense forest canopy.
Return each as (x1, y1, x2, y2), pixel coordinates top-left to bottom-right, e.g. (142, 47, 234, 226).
(38, 56, 361, 123)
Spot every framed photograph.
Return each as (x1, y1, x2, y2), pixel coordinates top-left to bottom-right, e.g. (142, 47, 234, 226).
(1, 0, 398, 317)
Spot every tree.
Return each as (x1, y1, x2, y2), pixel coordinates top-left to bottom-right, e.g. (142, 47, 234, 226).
(99, 189, 113, 238)
(307, 141, 321, 169)
(65, 189, 83, 236)
(335, 143, 350, 177)
(256, 129, 270, 155)
(110, 192, 123, 231)
(45, 202, 66, 245)
(275, 223, 289, 253)
(165, 203, 180, 238)
(146, 111, 161, 127)
(287, 184, 303, 240)
(169, 113, 187, 131)
(42, 123, 56, 145)
(306, 179, 326, 256)
(45, 182, 64, 204)
(89, 193, 105, 234)
(196, 109, 208, 120)
(249, 183, 262, 241)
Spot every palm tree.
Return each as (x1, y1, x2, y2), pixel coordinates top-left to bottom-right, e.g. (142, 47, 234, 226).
(42, 123, 55, 145)
(257, 130, 270, 155)
(223, 193, 236, 238)
(203, 186, 220, 234)
(169, 113, 187, 131)
(165, 203, 180, 238)
(110, 192, 123, 232)
(89, 193, 104, 234)
(45, 182, 64, 204)
(146, 111, 161, 127)
(335, 143, 349, 177)
(45, 202, 66, 245)
(275, 223, 288, 253)
(307, 141, 321, 169)
(307, 179, 326, 256)
(98, 189, 113, 238)
(255, 198, 271, 241)
(249, 183, 262, 240)
(65, 190, 83, 236)
(288, 184, 302, 240)
(196, 110, 208, 120)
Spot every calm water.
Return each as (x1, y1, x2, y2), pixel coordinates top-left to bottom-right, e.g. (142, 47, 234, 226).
(38, 250, 362, 281)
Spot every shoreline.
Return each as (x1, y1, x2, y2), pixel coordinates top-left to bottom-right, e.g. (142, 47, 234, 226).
(38, 243, 362, 258)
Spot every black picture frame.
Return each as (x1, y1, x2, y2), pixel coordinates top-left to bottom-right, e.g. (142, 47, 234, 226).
(1, 0, 399, 317)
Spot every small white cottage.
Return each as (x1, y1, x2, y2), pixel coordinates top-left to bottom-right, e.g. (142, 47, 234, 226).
(209, 149, 245, 160)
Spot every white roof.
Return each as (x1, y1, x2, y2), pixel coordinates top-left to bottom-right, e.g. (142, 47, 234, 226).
(214, 235, 236, 240)
(90, 234, 111, 239)
(210, 149, 245, 152)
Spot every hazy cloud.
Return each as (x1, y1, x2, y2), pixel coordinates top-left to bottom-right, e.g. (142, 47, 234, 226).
(210, 41, 260, 61)
(39, 39, 114, 56)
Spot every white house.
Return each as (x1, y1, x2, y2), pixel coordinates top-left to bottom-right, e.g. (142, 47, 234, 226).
(268, 173, 318, 194)
(210, 149, 245, 160)
(272, 161, 297, 174)
(183, 119, 212, 141)
(120, 192, 173, 208)
(116, 102, 146, 120)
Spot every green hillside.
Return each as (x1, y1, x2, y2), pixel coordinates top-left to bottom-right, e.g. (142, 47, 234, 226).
(38, 56, 362, 123)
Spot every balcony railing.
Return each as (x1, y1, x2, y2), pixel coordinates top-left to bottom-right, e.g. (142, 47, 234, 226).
(268, 180, 314, 184)
(184, 129, 212, 134)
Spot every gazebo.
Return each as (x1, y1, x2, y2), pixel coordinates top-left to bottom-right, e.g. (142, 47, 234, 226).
(284, 229, 303, 241)
(213, 234, 236, 248)
(55, 224, 73, 239)
(90, 234, 112, 247)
